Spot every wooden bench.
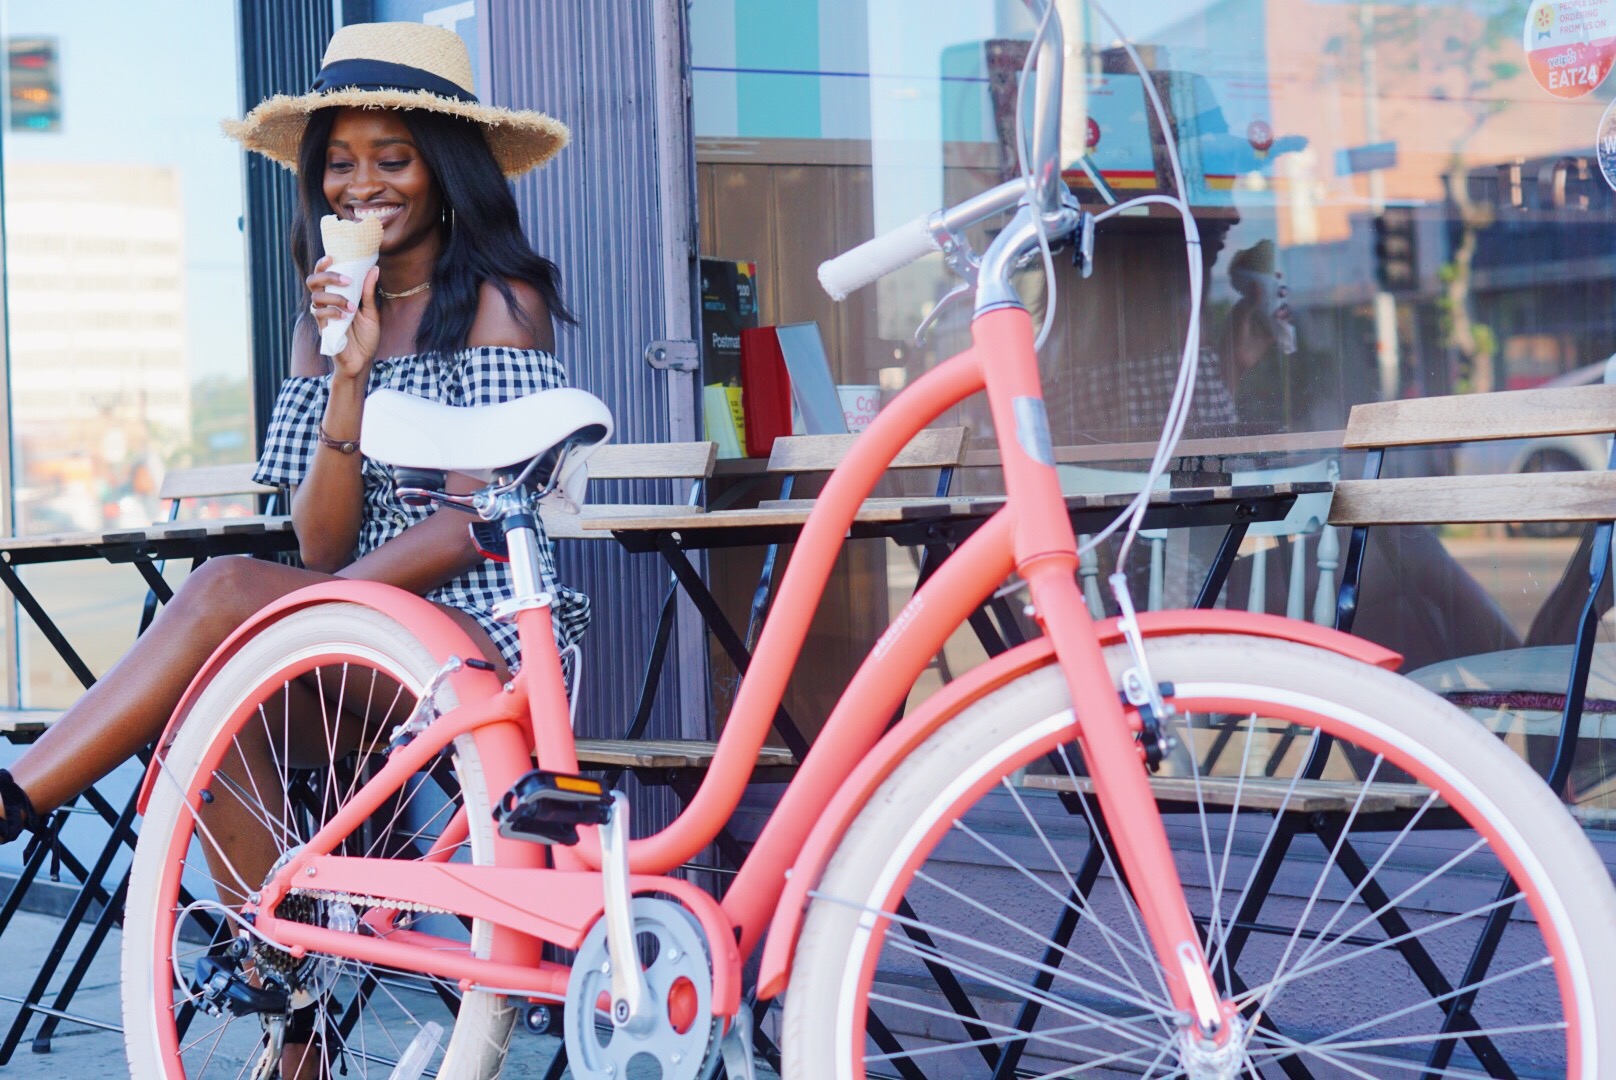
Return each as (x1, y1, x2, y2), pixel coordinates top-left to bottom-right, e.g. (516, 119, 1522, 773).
(1020, 771, 1435, 815)
(1327, 382, 1616, 804)
(539, 441, 716, 541)
(1329, 384, 1616, 529)
(569, 429, 969, 775)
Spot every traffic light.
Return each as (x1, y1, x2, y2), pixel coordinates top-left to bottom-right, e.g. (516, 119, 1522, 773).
(1372, 208, 1418, 294)
(8, 38, 60, 133)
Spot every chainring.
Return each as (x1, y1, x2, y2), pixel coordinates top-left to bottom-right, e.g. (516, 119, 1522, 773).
(563, 897, 721, 1080)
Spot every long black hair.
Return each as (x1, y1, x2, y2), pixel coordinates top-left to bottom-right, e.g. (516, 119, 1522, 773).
(290, 106, 576, 358)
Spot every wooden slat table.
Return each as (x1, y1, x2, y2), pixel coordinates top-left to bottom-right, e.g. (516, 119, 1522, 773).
(0, 515, 299, 692)
(586, 480, 1335, 553)
(567, 481, 1334, 785)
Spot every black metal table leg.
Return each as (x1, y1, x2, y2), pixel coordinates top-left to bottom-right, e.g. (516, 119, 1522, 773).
(0, 556, 96, 690)
(989, 842, 1106, 1080)
(1195, 520, 1251, 609)
(652, 532, 811, 763)
(30, 868, 132, 1052)
(0, 780, 137, 1064)
(600, 582, 681, 791)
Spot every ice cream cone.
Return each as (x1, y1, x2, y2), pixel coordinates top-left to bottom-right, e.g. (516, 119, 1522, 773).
(317, 214, 384, 356)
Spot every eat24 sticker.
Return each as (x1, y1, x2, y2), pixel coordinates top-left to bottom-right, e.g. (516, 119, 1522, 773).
(1525, 0, 1616, 99)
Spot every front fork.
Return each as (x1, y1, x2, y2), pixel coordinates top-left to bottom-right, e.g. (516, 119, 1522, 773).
(1025, 565, 1235, 1047)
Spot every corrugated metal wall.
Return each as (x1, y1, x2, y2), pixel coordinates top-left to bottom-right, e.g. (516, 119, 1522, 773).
(239, 0, 335, 450)
(485, 0, 699, 832)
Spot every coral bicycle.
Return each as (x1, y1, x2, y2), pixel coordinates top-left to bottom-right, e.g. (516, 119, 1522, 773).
(122, 3, 1616, 1076)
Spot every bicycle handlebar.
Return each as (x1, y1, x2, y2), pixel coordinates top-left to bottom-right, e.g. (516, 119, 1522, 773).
(817, 214, 940, 301)
(817, 0, 1066, 301)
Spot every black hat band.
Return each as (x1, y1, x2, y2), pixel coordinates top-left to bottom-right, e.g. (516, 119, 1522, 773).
(312, 58, 478, 104)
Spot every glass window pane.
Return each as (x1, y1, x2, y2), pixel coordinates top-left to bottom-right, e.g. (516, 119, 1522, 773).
(2, 0, 249, 707)
(689, 0, 1616, 808)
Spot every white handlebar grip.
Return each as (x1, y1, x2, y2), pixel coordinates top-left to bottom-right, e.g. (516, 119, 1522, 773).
(818, 214, 940, 300)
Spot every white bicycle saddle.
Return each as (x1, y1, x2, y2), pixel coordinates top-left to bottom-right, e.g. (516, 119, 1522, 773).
(361, 387, 613, 512)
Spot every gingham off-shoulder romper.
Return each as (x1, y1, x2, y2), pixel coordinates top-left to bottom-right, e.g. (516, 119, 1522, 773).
(252, 346, 591, 670)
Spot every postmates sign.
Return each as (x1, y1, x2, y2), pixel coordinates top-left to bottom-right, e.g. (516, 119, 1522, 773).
(1525, 0, 1616, 99)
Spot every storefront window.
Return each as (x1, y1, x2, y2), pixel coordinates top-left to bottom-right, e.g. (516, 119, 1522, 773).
(2, 0, 251, 706)
(692, 0, 1616, 820)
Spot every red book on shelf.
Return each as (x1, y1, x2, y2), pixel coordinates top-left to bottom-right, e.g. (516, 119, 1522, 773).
(740, 326, 792, 457)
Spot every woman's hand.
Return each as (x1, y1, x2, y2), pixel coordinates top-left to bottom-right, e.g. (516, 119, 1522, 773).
(306, 256, 381, 382)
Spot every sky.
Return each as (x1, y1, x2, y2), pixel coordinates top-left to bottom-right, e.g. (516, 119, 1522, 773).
(1, 0, 249, 385)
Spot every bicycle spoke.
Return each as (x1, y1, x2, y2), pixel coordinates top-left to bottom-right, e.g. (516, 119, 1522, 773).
(1001, 780, 1170, 1015)
(1278, 786, 1444, 979)
(869, 909, 1168, 1045)
(1234, 854, 1506, 1003)
(955, 802, 1158, 976)
(865, 990, 1163, 1068)
(1056, 744, 1174, 1006)
(913, 865, 1168, 1010)
(1248, 1023, 1503, 1079)
(820, 882, 1168, 1020)
(1203, 724, 1320, 980)
(1247, 753, 1385, 1022)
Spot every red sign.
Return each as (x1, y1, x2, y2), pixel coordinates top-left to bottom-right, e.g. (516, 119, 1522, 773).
(1247, 119, 1274, 154)
(1524, 0, 1616, 99)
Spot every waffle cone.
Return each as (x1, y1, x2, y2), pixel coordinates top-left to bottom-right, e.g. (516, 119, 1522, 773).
(320, 214, 383, 262)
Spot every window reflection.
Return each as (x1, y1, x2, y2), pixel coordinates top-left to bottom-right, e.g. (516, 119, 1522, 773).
(693, 0, 1616, 812)
(2, 0, 250, 706)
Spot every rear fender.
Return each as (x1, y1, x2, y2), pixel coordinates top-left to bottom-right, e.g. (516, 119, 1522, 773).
(136, 581, 504, 814)
(755, 609, 1398, 998)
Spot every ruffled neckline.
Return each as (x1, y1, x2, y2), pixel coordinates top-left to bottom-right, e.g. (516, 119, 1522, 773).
(283, 346, 556, 378)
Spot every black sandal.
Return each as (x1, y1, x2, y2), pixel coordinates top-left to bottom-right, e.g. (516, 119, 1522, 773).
(0, 770, 41, 844)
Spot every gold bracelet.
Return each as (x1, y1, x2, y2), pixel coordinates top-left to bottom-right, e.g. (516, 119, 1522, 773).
(317, 423, 360, 455)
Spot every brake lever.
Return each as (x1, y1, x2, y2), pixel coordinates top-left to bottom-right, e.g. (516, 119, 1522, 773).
(393, 487, 480, 514)
(912, 281, 974, 348)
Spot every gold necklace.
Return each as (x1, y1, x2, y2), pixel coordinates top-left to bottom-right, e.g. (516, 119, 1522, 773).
(378, 281, 431, 300)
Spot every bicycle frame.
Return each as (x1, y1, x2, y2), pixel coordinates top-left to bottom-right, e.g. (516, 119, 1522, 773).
(140, 303, 1375, 1033)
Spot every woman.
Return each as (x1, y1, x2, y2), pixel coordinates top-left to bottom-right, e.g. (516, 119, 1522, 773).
(0, 24, 588, 858)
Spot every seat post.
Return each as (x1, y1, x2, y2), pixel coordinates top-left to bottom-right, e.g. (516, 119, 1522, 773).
(501, 514, 550, 614)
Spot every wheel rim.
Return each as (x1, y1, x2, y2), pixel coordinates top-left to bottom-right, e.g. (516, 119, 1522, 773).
(139, 647, 497, 1079)
(819, 679, 1590, 1079)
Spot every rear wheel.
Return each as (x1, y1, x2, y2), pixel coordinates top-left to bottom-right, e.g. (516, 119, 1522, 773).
(783, 634, 1616, 1078)
(122, 603, 516, 1079)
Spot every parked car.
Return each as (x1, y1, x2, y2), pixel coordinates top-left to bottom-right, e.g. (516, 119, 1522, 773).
(1453, 357, 1614, 537)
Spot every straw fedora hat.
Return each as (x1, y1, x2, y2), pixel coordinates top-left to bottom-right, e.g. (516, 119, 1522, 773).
(223, 22, 568, 178)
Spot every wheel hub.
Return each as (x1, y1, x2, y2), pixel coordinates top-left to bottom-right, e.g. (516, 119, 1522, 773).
(252, 847, 360, 1003)
(1179, 1014, 1246, 1080)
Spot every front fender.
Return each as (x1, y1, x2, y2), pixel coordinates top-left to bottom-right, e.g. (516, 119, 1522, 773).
(136, 581, 503, 814)
(755, 609, 1398, 998)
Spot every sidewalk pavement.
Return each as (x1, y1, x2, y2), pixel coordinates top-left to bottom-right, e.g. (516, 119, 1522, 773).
(0, 910, 576, 1077)
(0, 910, 783, 1078)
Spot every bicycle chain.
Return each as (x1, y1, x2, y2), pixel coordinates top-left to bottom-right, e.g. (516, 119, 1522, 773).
(286, 887, 454, 916)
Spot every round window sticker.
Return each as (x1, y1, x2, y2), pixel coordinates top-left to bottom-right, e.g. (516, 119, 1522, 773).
(1525, 0, 1616, 99)
(1598, 97, 1616, 189)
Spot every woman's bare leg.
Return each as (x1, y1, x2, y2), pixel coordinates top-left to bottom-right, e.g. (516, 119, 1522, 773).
(2, 552, 508, 1076)
(5, 555, 506, 822)
(5, 557, 339, 818)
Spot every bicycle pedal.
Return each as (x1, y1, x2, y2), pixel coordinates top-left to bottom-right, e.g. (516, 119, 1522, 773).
(495, 769, 613, 845)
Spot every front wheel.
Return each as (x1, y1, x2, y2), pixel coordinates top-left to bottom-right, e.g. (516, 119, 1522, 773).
(783, 634, 1616, 1079)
